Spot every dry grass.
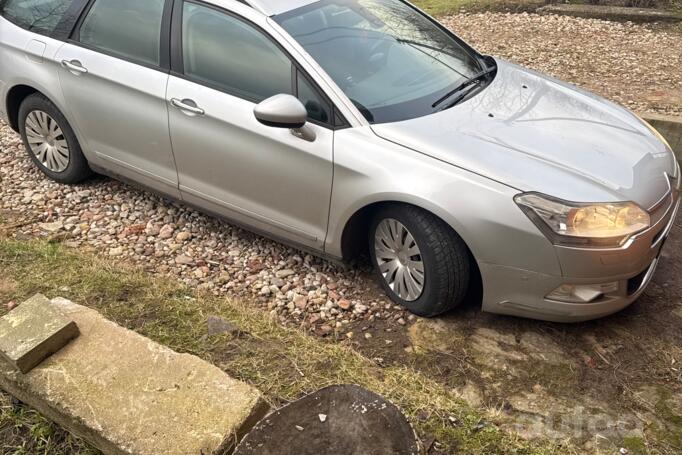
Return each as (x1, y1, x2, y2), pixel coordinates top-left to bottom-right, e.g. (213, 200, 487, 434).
(413, 0, 545, 16)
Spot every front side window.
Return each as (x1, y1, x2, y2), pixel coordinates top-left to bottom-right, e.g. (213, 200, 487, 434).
(78, 0, 165, 66)
(297, 73, 331, 124)
(276, 0, 486, 123)
(182, 2, 293, 103)
(0, 0, 74, 35)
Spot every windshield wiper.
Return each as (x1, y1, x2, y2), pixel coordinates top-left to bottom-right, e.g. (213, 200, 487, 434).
(431, 66, 496, 109)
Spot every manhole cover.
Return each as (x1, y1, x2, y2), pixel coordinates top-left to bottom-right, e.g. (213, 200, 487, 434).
(234, 384, 420, 455)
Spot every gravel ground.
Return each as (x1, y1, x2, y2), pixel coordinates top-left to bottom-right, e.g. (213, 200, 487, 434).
(445, 13, 682, 116)
(1, 13, 681, 336)
(0, 132, 400, 336)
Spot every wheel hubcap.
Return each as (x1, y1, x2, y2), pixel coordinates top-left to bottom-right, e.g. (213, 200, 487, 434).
(25, 110, 70, 173)
(374, 219, 425, 301)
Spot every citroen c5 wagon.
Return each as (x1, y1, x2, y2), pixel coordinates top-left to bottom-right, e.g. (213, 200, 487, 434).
(1, 0, 679, 322)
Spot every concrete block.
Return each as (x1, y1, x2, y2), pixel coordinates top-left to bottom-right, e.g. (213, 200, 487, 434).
(0, 296, 270, 455)
(0, 294, 79, 373)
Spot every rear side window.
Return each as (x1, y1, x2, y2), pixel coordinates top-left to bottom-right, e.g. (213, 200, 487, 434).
(78, 0, 165, 66)
(0, 0, 74, 35)
(181, 2, 292, 103)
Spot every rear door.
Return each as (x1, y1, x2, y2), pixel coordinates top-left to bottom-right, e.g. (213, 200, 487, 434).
(55, 0, 179, 196)
(167, 1, 337, 249)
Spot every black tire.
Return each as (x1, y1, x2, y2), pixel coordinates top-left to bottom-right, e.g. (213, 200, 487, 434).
(18, 93, 92, 184)
(369, 204, 470, 317)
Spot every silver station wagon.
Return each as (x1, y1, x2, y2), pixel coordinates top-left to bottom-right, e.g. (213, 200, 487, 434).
(0, 0, 679, 322)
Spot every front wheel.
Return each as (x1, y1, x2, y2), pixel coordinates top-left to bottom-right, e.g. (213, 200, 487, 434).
(369, 205, 470, 317)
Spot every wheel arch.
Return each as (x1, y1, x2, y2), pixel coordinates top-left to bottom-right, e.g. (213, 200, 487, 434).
(338, 197, 483, 305)
(4, 81, 89, 154)
(338, 196, 472, 258)
(339, 196, 481, 276)
(5, 84, 41, 132)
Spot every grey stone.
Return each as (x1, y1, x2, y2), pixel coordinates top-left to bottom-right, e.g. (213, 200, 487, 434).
(454, 381, 483, 407)
(518, 331, 571, 365)
(0, 294, 79, 374)
(275, 269, 295, 279)
(0, 297, 269, 455)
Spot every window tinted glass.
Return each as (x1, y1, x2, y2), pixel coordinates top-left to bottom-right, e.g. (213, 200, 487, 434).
(297, 75, 330, 124)
(79, 0, 165, 66)
(182, 2, 292, 103)
(276, 0, 484, 124)
(1, 0, 74, 34)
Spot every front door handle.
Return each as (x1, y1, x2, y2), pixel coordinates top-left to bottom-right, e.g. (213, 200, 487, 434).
(61, 59, 88, 74)
(171, 98, 205, 116)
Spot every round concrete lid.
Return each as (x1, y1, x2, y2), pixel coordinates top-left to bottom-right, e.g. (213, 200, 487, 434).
(234, 384, 420, 455)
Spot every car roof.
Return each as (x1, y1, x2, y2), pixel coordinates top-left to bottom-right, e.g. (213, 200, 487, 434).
(243, 0, 320, 16)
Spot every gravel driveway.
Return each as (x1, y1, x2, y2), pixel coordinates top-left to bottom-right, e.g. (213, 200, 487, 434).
(445, 13, 682, 116)
(1, 13, 681, 336)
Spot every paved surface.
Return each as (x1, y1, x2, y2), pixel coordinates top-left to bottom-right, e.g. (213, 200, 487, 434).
(0, 296, 269, 455)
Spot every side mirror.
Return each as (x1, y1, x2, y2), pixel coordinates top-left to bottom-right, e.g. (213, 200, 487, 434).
(254, 94, 307, 129)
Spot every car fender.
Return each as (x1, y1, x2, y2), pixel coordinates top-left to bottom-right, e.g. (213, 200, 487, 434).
(327, 126, 562, 276)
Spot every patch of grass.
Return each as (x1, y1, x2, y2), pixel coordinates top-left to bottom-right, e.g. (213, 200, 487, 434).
(620, 435, 648, 455)
(0, 238, 566, 454)
(651, 388, 682, 451)
(0, 394, 98, 455)
(411, 0, 682, 16)
(412, 0, 545, 16)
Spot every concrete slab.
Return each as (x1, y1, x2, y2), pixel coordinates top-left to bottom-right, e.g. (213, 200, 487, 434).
(0, 294, 78, 373)
(0, 296, 270, 455)
(537, 5, 681, 23)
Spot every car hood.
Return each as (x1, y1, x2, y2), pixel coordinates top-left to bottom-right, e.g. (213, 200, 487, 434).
(371, 59, 677, 209)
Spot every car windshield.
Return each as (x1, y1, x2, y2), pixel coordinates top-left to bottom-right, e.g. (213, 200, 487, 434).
(275, 0, 488, 124)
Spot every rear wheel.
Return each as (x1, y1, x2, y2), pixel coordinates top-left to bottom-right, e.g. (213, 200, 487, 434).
(18, 94, 92, 184)
(369, 205, 470, 317)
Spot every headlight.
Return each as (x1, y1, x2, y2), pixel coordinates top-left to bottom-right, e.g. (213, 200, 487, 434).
(515, 193, 650, 247)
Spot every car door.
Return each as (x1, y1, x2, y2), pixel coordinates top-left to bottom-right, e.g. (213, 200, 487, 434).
(167, 0, 336, 249)
(55, 0, 179, 197)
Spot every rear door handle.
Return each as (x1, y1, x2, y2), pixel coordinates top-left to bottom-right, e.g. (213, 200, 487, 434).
(170, 98, 205, 116)
(61, 59, 88, 74)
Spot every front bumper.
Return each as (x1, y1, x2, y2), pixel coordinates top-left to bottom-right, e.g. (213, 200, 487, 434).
(481, 187, 679, 322)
